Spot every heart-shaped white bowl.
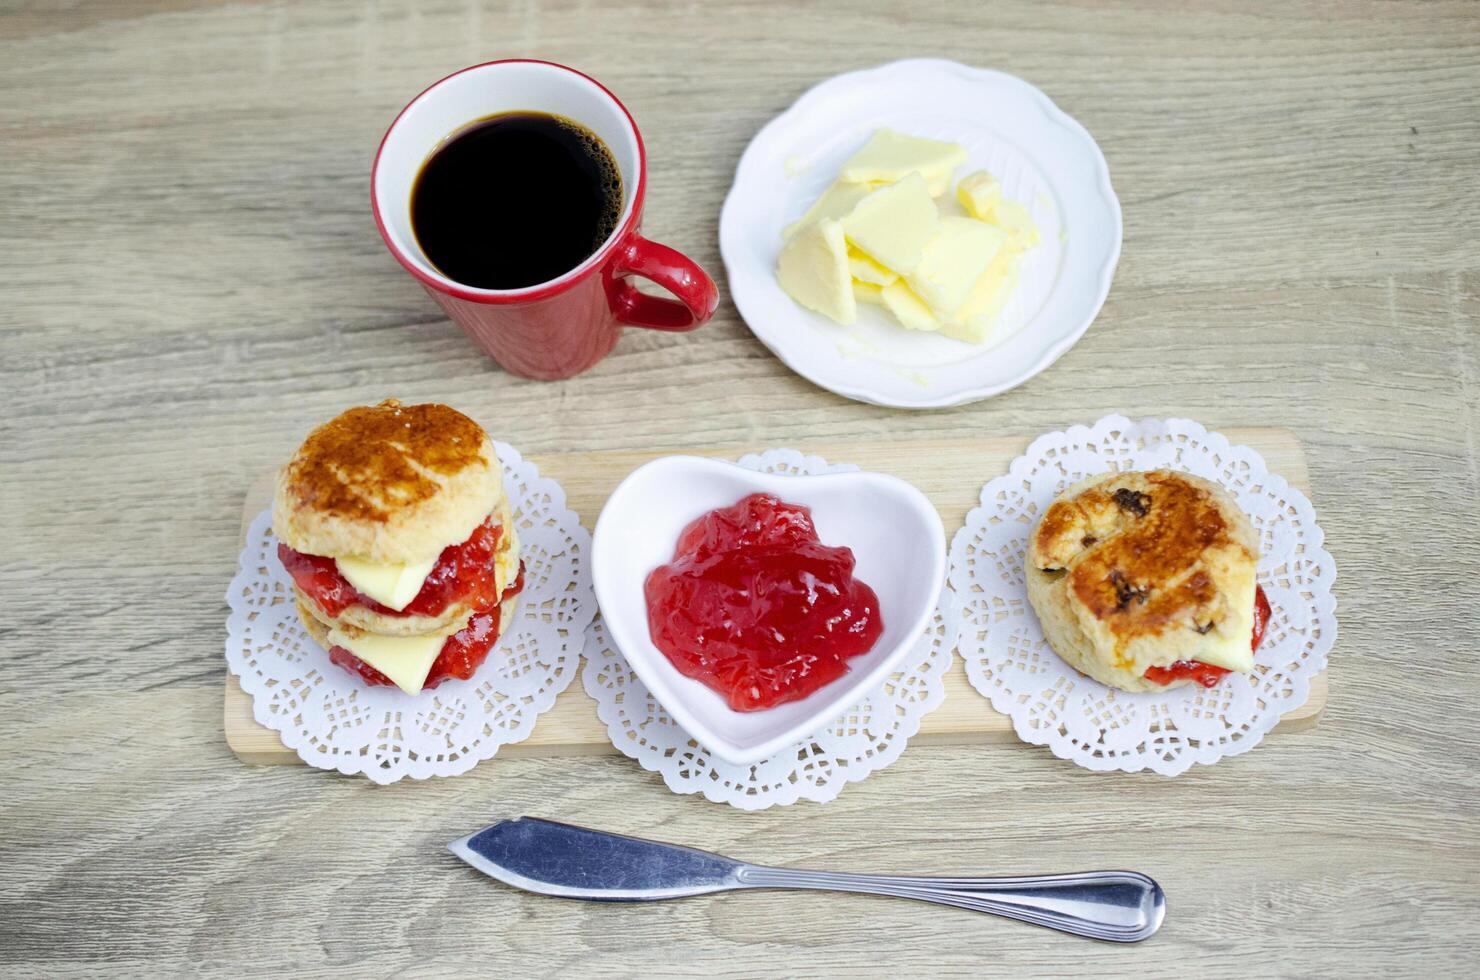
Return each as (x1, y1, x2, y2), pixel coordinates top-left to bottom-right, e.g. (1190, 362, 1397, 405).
(592, 456, 945, 765)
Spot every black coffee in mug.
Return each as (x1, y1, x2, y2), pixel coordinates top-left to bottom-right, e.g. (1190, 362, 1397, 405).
(410, 111, 623, 290)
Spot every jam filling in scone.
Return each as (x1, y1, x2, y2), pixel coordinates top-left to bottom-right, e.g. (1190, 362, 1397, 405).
(278, 513, 511, 620)
(309, 565, 527, 692)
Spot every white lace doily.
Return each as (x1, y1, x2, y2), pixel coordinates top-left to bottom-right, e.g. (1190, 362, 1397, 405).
(225, 442, 594, 784)
(582, 449, 958, 810)
(949, 415, 1336, 776)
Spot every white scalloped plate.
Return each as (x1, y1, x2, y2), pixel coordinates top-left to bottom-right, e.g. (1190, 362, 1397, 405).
(719, 59, 1121, 408)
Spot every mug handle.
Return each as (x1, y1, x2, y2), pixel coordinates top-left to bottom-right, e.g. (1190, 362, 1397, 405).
(606, 233, 719, 332)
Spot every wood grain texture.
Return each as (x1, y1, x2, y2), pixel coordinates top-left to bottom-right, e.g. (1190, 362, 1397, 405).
(224, 429, 1327, 764)
(3, 0, 1478, 976)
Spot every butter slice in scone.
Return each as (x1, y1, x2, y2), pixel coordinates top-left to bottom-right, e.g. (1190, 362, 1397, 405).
(840, 129, 966, 196)
(1181, 580, 1257, 673)
(782, 180, 876, 240)
(327, 628, 445, 696)
(493, 522, 520, 593)
(907, 216, 1009, 319)
(777, 218, 856, 324)
(840, 173, 938, 275)
(1190, 630, 1256, 674)
(335, 554, 439, 612)
(880, 280, 940, 332)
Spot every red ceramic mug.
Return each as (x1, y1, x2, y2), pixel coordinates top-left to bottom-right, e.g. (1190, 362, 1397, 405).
(372, 60, 718, 380)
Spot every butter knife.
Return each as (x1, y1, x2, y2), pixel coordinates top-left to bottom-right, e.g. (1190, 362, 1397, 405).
(449, 817, 1165, 942)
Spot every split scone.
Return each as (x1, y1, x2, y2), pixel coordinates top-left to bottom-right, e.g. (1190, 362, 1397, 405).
(1025, 470, 1270, 693)
(273, 400, 524, 694)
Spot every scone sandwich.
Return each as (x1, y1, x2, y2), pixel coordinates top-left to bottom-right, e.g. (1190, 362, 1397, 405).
(1025, 470, 1271, 693)
(274, 400, 523, 694)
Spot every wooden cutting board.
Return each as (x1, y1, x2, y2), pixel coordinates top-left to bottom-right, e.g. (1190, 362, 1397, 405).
(224, 428, 1327, 764)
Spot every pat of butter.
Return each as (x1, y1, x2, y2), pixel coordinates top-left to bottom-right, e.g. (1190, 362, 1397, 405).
(494, 522, 520, 592)
(880, 280, 940, 332)
(335, 553, 440, 612)
(327, 628, 446, 696)
(841, 173, 938, 275)
(848, 248, 897, 285)
(937, 316, 996, 346)
(1181, 580, 1257, 674)
(992, 199, 1041, 250)
(1188, 633, 1255, 674)
(957, 169, 1040, 250)
(854, 279, 886, 305)
(777, 218, 856, 325)
(840, 128, 966, 196)
(939, 250, 1019, 345)
(782, 180, 875, 240)
(956, 171, 1003, 219)
(906, 216, 1008, 319)
(922, 172, 953, 197)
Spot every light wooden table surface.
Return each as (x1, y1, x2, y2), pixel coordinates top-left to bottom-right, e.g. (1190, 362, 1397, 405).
(4, 1, 1478, 976)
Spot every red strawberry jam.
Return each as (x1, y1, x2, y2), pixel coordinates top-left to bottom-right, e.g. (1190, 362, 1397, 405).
(328, 562, 526, 690)
(278, 515, 506, 619)
(644, 493, 883, 712)
(1143, 584, 1271, 688)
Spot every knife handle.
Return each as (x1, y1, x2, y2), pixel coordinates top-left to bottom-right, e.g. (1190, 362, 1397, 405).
(735, 866, 1165, 943)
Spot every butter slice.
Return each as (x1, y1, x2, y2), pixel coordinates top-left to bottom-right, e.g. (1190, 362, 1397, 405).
(992, 199, 1041, 250)
(494, 522, 521, 592)
(782, 180, 875, 240)
(335, 553, 440, 612)
(937, 316, 996, 346)
(906, 216, 1008, 319)
(880, 280, 940, 332)
(1190, 631, 1255, 674)
(1180, 581, 1257, 673)
(777, 218, 856, 324)
(957, 170, 1041, 250)
(854, 280, 886, 305)
(840, 129, 966, 195)
(848, 248, 897, 285)
(956, 171, 1003, 219)
(840, 173, 938, 275)
(921, 171, 953, 198)
(940, 250, 1019, 345)
(327, 629, 445, 696)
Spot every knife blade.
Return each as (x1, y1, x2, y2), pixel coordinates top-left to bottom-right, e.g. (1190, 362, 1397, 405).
(449, 816, 744, 901)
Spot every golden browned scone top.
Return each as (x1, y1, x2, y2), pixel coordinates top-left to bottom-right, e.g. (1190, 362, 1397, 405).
(283, 400, 486, 522)
(1031, 471, 1256, 644)
(273, 400, 503, 564)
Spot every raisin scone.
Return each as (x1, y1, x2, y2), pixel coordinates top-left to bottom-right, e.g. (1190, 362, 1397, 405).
(1025, 470, 1263, 693)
